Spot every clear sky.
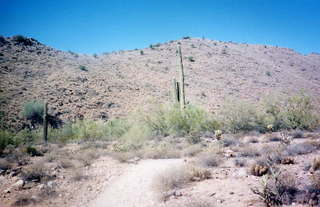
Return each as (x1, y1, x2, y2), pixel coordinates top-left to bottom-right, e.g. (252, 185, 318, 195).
(0, 0, 319, 54)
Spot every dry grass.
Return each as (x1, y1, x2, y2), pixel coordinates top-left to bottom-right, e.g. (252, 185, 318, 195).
(252, 169, 298, 206)
(153, 165, 191, 201)
(196, 152, 221, 168)
(58, 158, 75, 169)
(13, 194, 37, 206)
(188, 165, 211, 181)
(312, 158, 320, 171)
(71, 169, 88, 182)
(153, 164, 211, 201)
(286, 142, 316, 156)
(184, 200, 215, 207)
(238, 146, 261, 157)
(220, 136, 239, 147)
(0, 158, 11, 171)
(234, 158, 247, 167)
(142, 144, 181, 159)
(21, 161, 50, 182)
(76, 149, 100, 166)
(182, 144, 203, 157)
(110, 151, 138, 163)
(169, 199, 215, 207)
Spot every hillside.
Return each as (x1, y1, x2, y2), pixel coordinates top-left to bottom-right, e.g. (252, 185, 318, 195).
(1, 36, 320, 129)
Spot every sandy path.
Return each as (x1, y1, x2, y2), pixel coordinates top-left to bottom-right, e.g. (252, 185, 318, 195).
(89, 159, 184, 207)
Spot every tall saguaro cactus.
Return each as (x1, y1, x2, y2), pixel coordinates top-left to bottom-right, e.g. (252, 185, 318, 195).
(172, 78, 180, 104)
(178, 46, 186, 109)
(43, 102, 48, 144)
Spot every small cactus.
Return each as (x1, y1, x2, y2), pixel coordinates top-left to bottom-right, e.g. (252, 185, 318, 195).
(280, 157, 294, 165)
(215, 130, 222, 140)
(250, 164, 269, 176)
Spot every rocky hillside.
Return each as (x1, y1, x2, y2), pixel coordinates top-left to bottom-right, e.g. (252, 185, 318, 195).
(1, 36, 320, 129)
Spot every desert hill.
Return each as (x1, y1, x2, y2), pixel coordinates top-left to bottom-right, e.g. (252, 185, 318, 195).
(0, 35, 320, 129)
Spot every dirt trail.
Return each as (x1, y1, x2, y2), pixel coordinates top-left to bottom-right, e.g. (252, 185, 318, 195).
(89, 159, 184, 207)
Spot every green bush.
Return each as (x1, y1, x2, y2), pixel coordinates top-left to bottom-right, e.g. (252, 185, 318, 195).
(12, 35, 33, 46)
(0, 130, 15, 153)
(221, 93, 320, 133)
(79, 65, 88, 71)
(144, 104, 219, 136)
(282, 93, 319, 130)
(103, 119, 129, 139)
(71, 119, 105, 140)
(219, 100, 265, 133)
(22, 100, 44, 126)
(0, 129, 41, 154)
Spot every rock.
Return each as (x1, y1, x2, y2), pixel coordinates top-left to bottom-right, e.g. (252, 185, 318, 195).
(12, 179, 24, 189)
(23, 182, 36, 189)
(47, 181, 56, 189)
(224, 149, 235, 157)
(127, 157, 140, 164)
(3, 188, 11, 193)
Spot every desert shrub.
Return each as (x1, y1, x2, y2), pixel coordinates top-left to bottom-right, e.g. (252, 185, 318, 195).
(188, 165, 211, 181)
(103, 118, 129, 139)
(188, 56, 195, 62)
(286, 142, 316, 156)
(77, 149, 100, 166)
(312, 158, 320, 171)
(220, 136, 239, 147)
(12, 35, 33, 46)
(238, 146, 261, 157)
(197, 152, 221, 168)
(234, 158, 247, 167)
(149, 43, 161, 49)
(182, 144, 203, 157)
(291, 130, 304, 138)
(268, 135, 281, 142)
(282, 93, 319, 130)
(153, 165, 192, 200)
(251, 170, 298, 206)
(144, 104, 219, 136)
(142, 141, 181, 159)
(13, 194, 37, 206)
(0, 158, 12, 171)
(22, 100, 44, 127)
(110, 151, 138, 163)
(71, 119, 115, 141)
(59, 159, 74, 169)
(21, 161, 50, 182)
(25, 146, 43, 156)
(0, 130, 15, 153)
(219, 100, 265, 133)
(79, 65, 88, 71)
(0, 36, 6, 44)
(13, 129, 41, 145)
(71, 170, 88, 181)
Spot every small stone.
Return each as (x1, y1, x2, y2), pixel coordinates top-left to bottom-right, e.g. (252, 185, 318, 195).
(3, 188, 11, 193)
(12, 179, 24, 189)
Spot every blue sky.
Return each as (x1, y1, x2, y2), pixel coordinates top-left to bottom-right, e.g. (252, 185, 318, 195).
(0, 0, 319, 54)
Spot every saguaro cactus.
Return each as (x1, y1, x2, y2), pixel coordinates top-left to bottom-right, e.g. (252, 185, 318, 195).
(43, 102, 48, 144)
(178, 46, 186, 109)
(172, 78, 180, 104)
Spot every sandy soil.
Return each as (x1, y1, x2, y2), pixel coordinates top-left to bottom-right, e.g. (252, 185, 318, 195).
(90, 159, 184, 207)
